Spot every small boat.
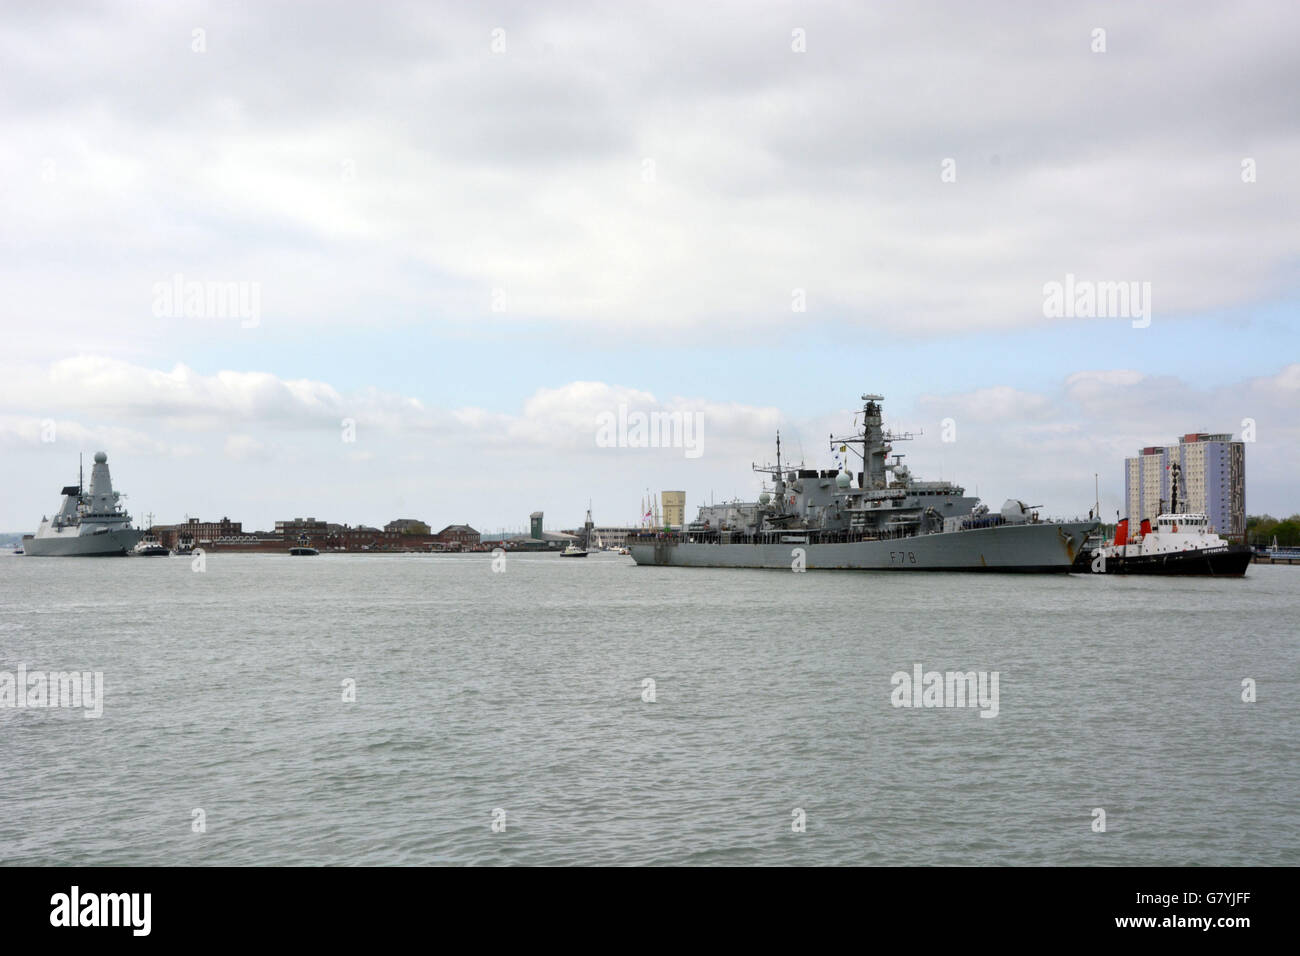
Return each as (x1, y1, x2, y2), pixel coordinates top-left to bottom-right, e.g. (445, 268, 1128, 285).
(132, 522, 169, 556)
(560, 504, 596, 557)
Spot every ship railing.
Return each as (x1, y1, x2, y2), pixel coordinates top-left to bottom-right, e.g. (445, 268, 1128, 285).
(627, 525, 935, 547)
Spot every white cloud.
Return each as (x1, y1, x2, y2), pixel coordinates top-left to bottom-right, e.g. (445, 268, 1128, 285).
(2, 3, 1297, 529)
(223, 434, 267, 461)
(912, 365, 1300, 517)
(0, 413, 182, 458)
(2, 1, 1298, 359)
(3, 355, 1296, 532)
(917, 386, 1055, 423)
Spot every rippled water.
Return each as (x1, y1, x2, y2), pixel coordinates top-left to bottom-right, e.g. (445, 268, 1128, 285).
(0, 551, 1296, 866)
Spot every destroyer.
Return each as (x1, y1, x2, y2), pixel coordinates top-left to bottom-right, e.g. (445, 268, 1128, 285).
(628, 394, 1096, 571)
(26, 452, 142, 556)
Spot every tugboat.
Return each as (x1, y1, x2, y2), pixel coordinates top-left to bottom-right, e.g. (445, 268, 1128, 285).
(132, 514, 170, 556)
(559, 505, 595, 557)
(1084, 463, 1251, 576)
(289, 533, 319, 556)
(25, 452, 143, 556)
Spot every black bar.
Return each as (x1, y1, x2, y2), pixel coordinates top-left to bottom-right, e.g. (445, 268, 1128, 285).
(0, 866, 1284, 943)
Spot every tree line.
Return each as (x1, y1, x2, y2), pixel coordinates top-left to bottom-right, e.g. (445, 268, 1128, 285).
(1247, 514, 1300, 548)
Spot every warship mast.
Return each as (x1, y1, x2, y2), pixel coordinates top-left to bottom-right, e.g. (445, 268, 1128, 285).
(830, 394, 913, 490)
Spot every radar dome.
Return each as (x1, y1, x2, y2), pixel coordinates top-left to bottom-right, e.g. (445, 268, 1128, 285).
(759, 492, 771, 505)
(93, 451, 107, 463)
(835, 470, 851, 489)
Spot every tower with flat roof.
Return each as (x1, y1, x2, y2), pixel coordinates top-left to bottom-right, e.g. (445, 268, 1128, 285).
(661, 491, 685, 528)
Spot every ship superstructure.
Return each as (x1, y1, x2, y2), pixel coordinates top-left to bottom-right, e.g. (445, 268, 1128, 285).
(628, 394, 1096, 571)
(26, 452, 142, 557)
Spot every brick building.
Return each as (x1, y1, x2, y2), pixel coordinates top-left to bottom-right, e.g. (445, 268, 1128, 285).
(385, 518, 431, 534)
(435, 524, 480, 549)
(275, 517, 330, 538)
(152, 516, 243, 549)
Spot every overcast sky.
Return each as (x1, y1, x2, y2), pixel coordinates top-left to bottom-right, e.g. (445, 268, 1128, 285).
(1, 0, 1296, 532)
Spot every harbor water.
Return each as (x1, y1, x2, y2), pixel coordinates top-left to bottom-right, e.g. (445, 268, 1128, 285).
(1, 552, 1296, 865)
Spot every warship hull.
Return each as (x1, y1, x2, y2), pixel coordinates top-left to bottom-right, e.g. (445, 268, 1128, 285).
(629, 520, 1095, 572)
(25, 527, 142, 557)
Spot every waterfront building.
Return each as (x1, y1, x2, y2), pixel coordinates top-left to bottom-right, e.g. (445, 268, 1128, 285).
(575, 526, 643, 548)
(152, 516, 243, 549)
(435, 524, 480, 548)
(274, 517, 329, 538)
(481, 512, 579, 551)
(385, 518, 430, 534)
(326, 527, 439, 551)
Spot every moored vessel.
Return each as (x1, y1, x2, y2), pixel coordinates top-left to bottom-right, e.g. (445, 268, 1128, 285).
(559, 505, 596, 557)
(628, 393, 1096, 571)
(289, 533, 319, 555)
(26, 452, 142, 557)
(132, 516, 169, 556)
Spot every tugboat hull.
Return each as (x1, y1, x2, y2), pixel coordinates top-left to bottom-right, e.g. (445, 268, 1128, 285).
(1088, 545, 1252, 576)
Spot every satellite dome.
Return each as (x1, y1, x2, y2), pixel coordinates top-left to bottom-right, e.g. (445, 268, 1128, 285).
(93, 451, 107, 463)
(759, 492, 771, 505)
(835, 470, 851, 489)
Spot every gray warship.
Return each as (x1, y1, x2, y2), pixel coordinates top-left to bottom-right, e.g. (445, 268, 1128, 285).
(25, 452, 142, 557)
(628, 394, 1096, 571)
